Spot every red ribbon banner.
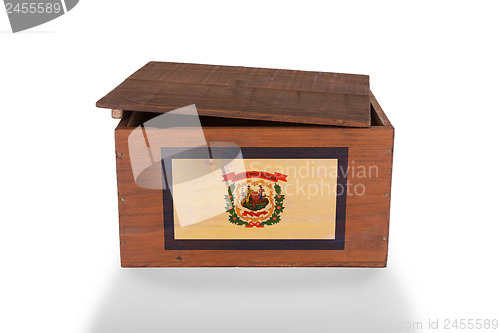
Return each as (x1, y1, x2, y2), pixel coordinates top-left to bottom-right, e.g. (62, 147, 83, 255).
(222, 171, 287, 183)
(242, 210, 268, 217)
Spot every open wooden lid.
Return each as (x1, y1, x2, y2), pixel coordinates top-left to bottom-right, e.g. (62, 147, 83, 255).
(97, 62, 371, 127)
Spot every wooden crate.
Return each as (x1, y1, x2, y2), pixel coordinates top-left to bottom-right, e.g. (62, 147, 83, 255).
(97, 62, 394, 267)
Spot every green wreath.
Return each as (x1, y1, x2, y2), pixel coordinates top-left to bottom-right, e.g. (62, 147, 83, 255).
(225, 183, 285, 227)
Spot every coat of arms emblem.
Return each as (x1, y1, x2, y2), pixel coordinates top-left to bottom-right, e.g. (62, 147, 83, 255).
(222, 171, 287, 228)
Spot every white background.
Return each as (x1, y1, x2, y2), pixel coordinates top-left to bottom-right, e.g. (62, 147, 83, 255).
(1, 1, 499, 332)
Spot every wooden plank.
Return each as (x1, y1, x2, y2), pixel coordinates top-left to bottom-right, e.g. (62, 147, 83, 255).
(114, 109, 393, 267)
(111, 109, 123, 119)
(370, 90, 393, 128)
(98, 62, 371, 127)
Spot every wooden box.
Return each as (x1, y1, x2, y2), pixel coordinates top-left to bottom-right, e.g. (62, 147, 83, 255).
(97, 62, 394, 267)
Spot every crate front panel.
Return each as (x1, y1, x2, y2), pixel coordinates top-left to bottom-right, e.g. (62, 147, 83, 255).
(115, 126, 393, 267)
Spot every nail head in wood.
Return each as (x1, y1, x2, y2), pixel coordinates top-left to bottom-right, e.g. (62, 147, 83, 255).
(120, 198, 126, 202)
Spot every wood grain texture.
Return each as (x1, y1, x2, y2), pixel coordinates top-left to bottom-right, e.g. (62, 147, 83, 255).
(113, 99, 393, 267)
(98, 62, 371, 127)
(111, 109, 123, 119)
